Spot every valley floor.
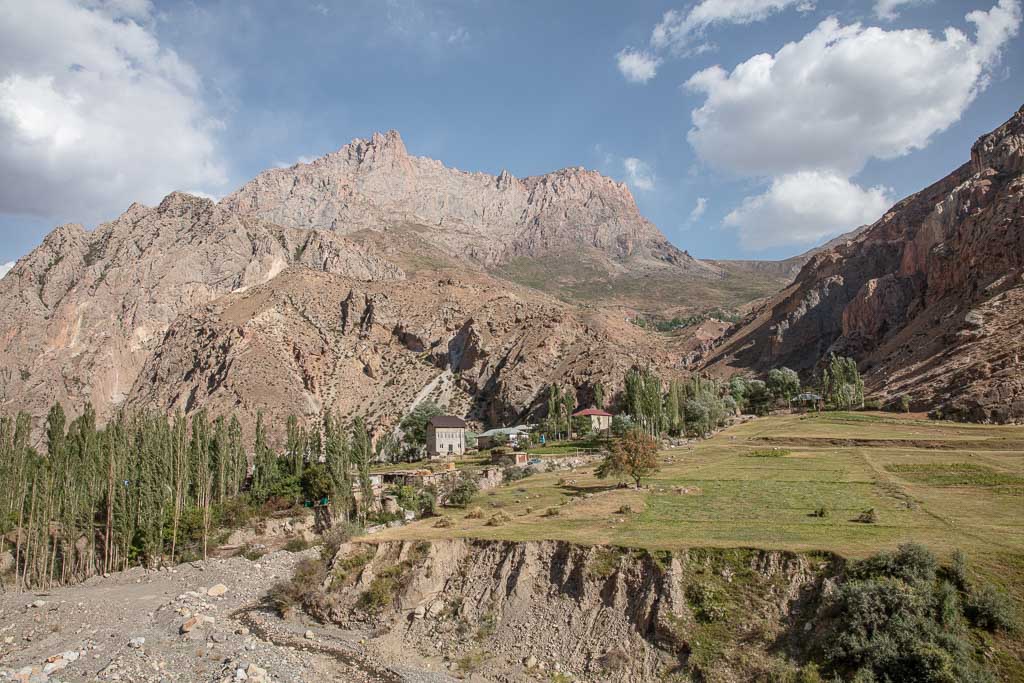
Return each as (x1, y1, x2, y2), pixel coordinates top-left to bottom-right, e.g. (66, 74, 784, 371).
(373, 412, 1024, 563)
(3, 413, 1021, 682)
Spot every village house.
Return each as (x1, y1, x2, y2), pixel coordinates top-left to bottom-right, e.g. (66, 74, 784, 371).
(572, 408, 613, 435)
(476, 425, 531, 450)
(426, 415, 467, 460)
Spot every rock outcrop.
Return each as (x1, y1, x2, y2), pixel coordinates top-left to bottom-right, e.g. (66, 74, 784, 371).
(126, 267, 681, 441)
(0, 193, 402, 428)
(221, 130, 706, 271)
(701, 105, 1024, 422)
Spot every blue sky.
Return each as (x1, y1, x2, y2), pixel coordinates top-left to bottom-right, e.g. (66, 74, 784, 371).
(0, 0, 1021, 272)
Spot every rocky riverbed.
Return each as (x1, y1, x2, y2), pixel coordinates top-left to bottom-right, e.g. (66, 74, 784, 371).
(0, 550, 454, 683)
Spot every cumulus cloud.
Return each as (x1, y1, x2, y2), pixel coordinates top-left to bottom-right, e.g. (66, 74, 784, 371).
(653, 0, 810, 55)
(616, 49, 661, 83)
(724, 171, 892, 249)
(874, 0, 929, 20)
(0, 0, 227, 225)
(683, 0, 1021, 249)
(623, 157, 656, 191)
(689, 197, 708, 222)
(0, 261, 13, 279)
(686, 2, 1021, 178)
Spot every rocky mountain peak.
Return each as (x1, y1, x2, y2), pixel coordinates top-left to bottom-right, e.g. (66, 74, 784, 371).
(971, 104, 1024, 176)
(221, 130, 700, 270)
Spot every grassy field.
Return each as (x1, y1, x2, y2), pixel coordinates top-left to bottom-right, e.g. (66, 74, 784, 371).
(367, 412, 1024, 591)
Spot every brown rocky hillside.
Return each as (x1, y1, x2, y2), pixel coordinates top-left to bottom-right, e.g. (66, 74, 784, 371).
(700, 105, 1024, 422)
(0, 139, 705, 441)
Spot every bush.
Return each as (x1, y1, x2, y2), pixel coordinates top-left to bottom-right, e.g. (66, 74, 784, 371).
(949, 549, 969, 590)
(447, 474, 479, 508)
(965, 583, 1016, 632)
(485, 511, 512, 526)
(850, 543, 937, 584)
(434, 516, 454, 528)
(820, 544, 991, 683)
(465, 506, 484, 519)
(855, 508, 878, 524)
(863, 398, 883, 410)
(268, 557, 325, 618)
(502, 465, 537, 483)
(686, 582, 726, 622)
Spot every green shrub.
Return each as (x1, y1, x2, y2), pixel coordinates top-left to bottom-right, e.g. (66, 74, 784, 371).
(965, 583, 1016, 632)
(686, 582, 725, 622)
(934, 580, 961, 628)
(949, 549, 969, 590)
(447, 474, 479, 508)
(850, 543, 936, 583)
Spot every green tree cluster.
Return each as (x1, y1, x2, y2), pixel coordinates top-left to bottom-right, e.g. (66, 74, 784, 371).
(822, 354, 865, 410)
(0, 403, 375, 589)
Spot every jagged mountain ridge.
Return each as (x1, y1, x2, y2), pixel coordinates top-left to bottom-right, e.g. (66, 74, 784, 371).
(220, 130, 713, 273)
(700, 105, 1024, 422)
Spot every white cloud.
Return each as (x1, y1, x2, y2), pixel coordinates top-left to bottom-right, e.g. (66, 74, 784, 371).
(0, 0, 227, 225)
(616, 49, 661, 83)
(689, 197, 708, 222)
(0, 261, 13, 279)
(623, 157, 656, 191)
(688, 1, 1021, 250)
(652, 0, 808, 55)
(685, 1, 1021, 178)
(874, 0, 929, 21)
(724, 171, 892, 249)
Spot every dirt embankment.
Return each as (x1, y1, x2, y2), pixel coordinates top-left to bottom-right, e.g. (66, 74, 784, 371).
(306, 539, 841, 682)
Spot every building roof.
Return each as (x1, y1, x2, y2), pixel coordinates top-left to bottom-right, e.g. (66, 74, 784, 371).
(429, 415, 467, 428)
(479, 426, 530, 437)
(572, 408, 612, 417)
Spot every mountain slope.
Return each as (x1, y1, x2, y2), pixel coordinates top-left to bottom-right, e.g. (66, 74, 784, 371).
(220, 130, 713, 274)
(0, 193, 402, 431)
(700, 105, 1024, 422)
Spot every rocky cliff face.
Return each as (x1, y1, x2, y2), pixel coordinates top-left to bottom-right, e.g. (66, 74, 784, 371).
(221, 130, 704, 271)
(0, 193, 402, 428)
(701, 105, 1024, 422)
(126, 267, 681, 442)
(310, 539, 831, 682)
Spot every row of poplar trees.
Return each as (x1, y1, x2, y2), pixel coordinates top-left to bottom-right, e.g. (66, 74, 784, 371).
(0, 403, 376, 591)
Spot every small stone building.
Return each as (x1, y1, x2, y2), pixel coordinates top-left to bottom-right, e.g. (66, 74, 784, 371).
(572, 408, 613, 434)
(426, 415, 467, 460)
